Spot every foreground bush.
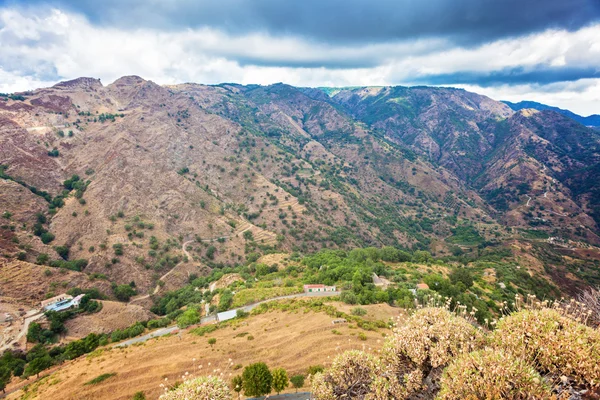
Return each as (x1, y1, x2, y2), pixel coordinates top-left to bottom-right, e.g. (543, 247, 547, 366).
(381, 307, 485, 397)
(492, 307, 600, 389)
(438, 348, 553, 399)
(159, 376, 230, 400)
(312, 350, 394, 400)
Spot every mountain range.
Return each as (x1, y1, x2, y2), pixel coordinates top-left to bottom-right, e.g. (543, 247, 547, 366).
(502, 100, 600, 128)
(1, 76, 600, 302)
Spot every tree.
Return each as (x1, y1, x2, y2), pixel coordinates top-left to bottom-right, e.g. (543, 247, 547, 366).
(290, 374, 305, 393)
(113, 284, 136, 302)
(449, 268, 474, 288)
(243, 230, 253, 241)
(176, 308, 200, 328)
(206, 246, 216, 260)
(242, 362, 272, 397)
(23, 355, 52, 378)
(0, 366, 11, 393)
(231, 375, 243, 399)
(26, 322, 43, 343)
(272, 368, 289, 395)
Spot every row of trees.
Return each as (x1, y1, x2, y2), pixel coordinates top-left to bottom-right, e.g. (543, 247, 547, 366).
(231, 362, 305, 397)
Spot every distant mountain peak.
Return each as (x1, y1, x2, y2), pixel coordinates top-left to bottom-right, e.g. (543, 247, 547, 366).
(502, 100, 600, 127)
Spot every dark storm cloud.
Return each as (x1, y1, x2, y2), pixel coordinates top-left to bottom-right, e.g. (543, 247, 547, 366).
(411, 66, 600, 87)
(6, 0, 600, 45)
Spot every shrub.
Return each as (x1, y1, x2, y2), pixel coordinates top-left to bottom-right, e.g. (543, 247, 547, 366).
(492, 307, 600, 389)
(381, 307, 485, 397)
(85, 372, 117, 385)
(208, 338, 216, 346)
(54, 245, 69, 260)
(311, 350, 397, 400)
(113, 243, 124, 256)
(159, 376, 231, 400)
(351, 307, 367, 316)
(40, 232, 55, 244)
(438, 348, 552, 399)
(132, 392, 146, 400)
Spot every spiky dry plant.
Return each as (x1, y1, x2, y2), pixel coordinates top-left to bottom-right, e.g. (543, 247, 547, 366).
(158, 375, 231, 400)
(577, 286, 600, 327)
(438, 348, 553, 399)
(311, 350, 395, 400)
(493, 307, 600, 389)
(380, 307, 486, 398)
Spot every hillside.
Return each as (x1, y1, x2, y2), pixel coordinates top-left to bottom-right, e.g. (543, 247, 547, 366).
(1, 77, 599, 306)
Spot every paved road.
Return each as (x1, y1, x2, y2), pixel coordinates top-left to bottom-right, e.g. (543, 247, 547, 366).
(114, 291, 340, 347)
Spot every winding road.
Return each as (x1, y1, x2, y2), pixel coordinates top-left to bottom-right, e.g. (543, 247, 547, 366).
(115, 291, 340, 347)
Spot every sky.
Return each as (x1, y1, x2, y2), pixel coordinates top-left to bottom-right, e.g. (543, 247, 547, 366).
(0, 0, 599, 115)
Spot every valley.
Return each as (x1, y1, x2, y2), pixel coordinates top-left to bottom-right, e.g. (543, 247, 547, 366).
(0, 77, 599, 399)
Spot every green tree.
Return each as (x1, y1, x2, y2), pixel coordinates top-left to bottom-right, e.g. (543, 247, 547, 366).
(272, 367, 288, 395)
(242, 362, 272, 397)
(26, 322, 43, 343)
(449, 268, 474, 288)
(290, 374, 305, 393)
(23, 355, 52, 378)
(231, 375, 243, 399)
(176, 308, 200, 328)
(113, 284, 136, 302)
(0, 366, 11, 393)
(206, 246, 216, 260)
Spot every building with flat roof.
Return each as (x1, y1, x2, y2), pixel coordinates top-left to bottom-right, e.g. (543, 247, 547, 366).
(41, 294, 73, 310)
(303, 284, 336, 293)
(41, 294, 85, 312)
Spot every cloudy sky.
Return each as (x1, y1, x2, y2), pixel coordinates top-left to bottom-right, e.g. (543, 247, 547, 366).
(1, 0, 599, 115)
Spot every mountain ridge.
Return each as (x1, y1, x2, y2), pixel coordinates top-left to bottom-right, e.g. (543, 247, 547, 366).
(1, 77, 599, 302)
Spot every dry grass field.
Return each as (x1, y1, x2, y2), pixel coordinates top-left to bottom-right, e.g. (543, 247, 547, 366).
(6, 304, 399, 400)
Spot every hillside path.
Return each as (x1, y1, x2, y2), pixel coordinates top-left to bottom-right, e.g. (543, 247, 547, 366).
(0, 310, 44, 352)
(128, 239, 195, 304)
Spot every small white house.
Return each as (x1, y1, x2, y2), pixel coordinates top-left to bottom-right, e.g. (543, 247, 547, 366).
(303, 284, 336, 293)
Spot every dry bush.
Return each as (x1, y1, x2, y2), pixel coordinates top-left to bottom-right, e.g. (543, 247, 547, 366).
(438, 348, 553, 399)
(493, 307, 600, 389)
(577, 286, 600, 327)
(381, 307, 486, 397)
(159, 375, 231, 400)
(311, 350, 401, 400)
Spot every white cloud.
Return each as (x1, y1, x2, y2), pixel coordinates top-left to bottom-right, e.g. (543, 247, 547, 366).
(0, 7, 598, 115)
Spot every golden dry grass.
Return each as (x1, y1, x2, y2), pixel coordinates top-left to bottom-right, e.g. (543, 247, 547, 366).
(7, 307, 397, 400)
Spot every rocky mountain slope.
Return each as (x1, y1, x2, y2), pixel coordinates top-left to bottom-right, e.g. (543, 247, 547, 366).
(1, 77, 599, 300)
